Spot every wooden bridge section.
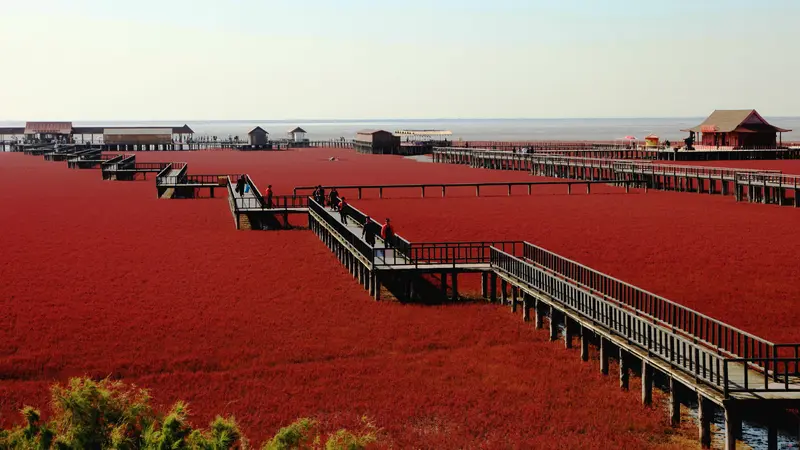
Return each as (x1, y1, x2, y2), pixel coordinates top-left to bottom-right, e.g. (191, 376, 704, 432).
(18, 142, 800, 449)
(293, 179, 645, 199)
(307, 199, 800, 449)
(432, 147, 800, 206)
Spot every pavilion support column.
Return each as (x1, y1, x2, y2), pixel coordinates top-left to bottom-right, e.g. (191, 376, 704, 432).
(501, 280, 508, 304)
(723, 403, 741, 450)
(481, 272, 488, 299)
(441, 272, 448, 298)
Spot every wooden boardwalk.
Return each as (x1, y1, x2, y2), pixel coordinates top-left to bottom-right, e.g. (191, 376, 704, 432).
(432, 147, 800, 203)
(19, 142, 800, 449)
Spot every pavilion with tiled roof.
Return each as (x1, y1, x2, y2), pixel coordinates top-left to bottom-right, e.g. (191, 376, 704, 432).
(682, 110, 791, 149)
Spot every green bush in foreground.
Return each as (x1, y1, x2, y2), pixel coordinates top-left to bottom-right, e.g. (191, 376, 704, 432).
(0, 377, 379, 450)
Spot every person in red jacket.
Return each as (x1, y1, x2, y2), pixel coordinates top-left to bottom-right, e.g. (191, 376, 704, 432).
(381, 218, 394, 248)
(264, 184, 273, 209)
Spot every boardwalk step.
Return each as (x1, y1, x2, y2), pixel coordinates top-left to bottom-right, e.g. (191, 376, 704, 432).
(160, 188, 175, 199)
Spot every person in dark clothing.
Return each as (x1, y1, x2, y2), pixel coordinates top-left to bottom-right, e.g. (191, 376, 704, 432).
(265, 184, 274, 209)
(319, 186, 326, 206)
(329, 187, 340, 211)
(381, 218, 394, 249)
(235, 175, 246, 196)
(314, 186, 322, 205)
(362, 215, 376, 245)
(339, 197, 348, 223)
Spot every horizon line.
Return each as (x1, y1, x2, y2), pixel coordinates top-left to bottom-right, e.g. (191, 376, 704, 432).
(3, 115, 799, 124)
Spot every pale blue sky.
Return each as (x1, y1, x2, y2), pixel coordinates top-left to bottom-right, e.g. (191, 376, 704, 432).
(1, 0, 798, 120)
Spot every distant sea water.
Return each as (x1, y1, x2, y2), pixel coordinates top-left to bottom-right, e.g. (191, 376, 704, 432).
(2, 118, 800, 142)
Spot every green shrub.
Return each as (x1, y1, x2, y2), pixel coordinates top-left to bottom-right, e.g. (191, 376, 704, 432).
(0, 378, 381, 450)
(262, 418, 318, 450)
(324, 416, 378, 450)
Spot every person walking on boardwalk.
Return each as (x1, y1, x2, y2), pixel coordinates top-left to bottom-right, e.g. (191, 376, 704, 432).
(339, 197, 348, 224)
(319, 186, 326, 206)
(235, 175, 246, 196)
(362, 215, 376, 246)
(312, 185, 322, 205)
(381, 218, 395, 249)
(329, 187, 340, 211)
(265, 184, 274, 209)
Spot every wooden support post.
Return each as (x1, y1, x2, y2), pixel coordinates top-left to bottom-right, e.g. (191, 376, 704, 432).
(724, 404, 740, 450)
(698, 394, 712, 449)
(564, 316, 572, 348)
(767, 422, 777, 450)
(451, 272, 459, 302)
(476, 185, 480, 197)
(619, 348, 629, 390)
(372, 273, 381, 301)
(641, 360, 653, 406)
(586, 183, 591, 194)
(580, 326, 589, 361)
(534, 299, 544, 329)
(527, 184, 531, 195)
(441, 186, 445, 197)
(481, 272, 488, 299)
(490, 272, 497, 303)
(600, 338, 609, 375)
(567, 183, 572, 195)
(511, 287, 518, 313)
(441, 272, 447, 297)
(549, 306, 558, 341)
(507, 184, 511, 196)
(669, 378, 681, 427)
(501, 280, 508, 304)
(522, 293, 531, 322)
(421, 186, 425, 198)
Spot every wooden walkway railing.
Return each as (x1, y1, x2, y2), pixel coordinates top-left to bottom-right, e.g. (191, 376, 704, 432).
(293, 179, 644, 199)
(521, 241, 795, 374)
(433, 147, 799, 199)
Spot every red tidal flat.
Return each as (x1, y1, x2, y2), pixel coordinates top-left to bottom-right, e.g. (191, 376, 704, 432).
(1, 150, 700, 448)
